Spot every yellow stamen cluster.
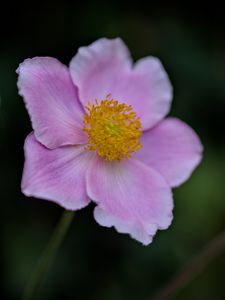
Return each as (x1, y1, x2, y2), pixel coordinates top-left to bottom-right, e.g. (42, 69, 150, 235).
(83, 97, 142, 161)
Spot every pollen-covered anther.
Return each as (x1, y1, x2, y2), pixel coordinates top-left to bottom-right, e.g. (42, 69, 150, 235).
(83, 97, 142, 161)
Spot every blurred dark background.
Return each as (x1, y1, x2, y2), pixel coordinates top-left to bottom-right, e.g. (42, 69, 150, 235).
(1, 1, 225, 299)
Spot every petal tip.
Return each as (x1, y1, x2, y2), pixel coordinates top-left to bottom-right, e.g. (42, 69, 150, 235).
(93, 205, 173, 246)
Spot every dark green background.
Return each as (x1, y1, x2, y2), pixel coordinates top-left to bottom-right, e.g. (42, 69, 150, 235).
(1, 2, 225, 299)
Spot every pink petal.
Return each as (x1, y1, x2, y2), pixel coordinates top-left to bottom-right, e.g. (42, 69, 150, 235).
(17, 57, 87, 149)
(69, 38, 172, 130)
(69, 37, 132, 93)
(135, 118, 203, 187)
(22, 133, 93, 210)
(87, 157, 173, 245)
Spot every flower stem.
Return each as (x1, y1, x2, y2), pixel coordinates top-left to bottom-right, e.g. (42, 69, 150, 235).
(22, 210, 75, 300)
(151, 230, 225, 300)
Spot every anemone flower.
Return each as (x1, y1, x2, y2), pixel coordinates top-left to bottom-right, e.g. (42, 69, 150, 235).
(17, 38, 202, 245)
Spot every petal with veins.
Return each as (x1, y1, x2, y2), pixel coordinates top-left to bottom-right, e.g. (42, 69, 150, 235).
(87, 156, 173, 245)
(135, 118, 203, 187)
(70, 38, 172, 130)
(17, 57, 87, 149)
(22, 133, 93, 210)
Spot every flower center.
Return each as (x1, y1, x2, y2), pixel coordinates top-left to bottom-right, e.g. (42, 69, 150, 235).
(83, 96, 142, 161)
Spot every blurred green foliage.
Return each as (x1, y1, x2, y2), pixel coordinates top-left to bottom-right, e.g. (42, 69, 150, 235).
(1, 2, 225, 300)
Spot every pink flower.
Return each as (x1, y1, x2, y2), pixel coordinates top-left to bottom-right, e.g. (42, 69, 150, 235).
(17, 38, 202, 245)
